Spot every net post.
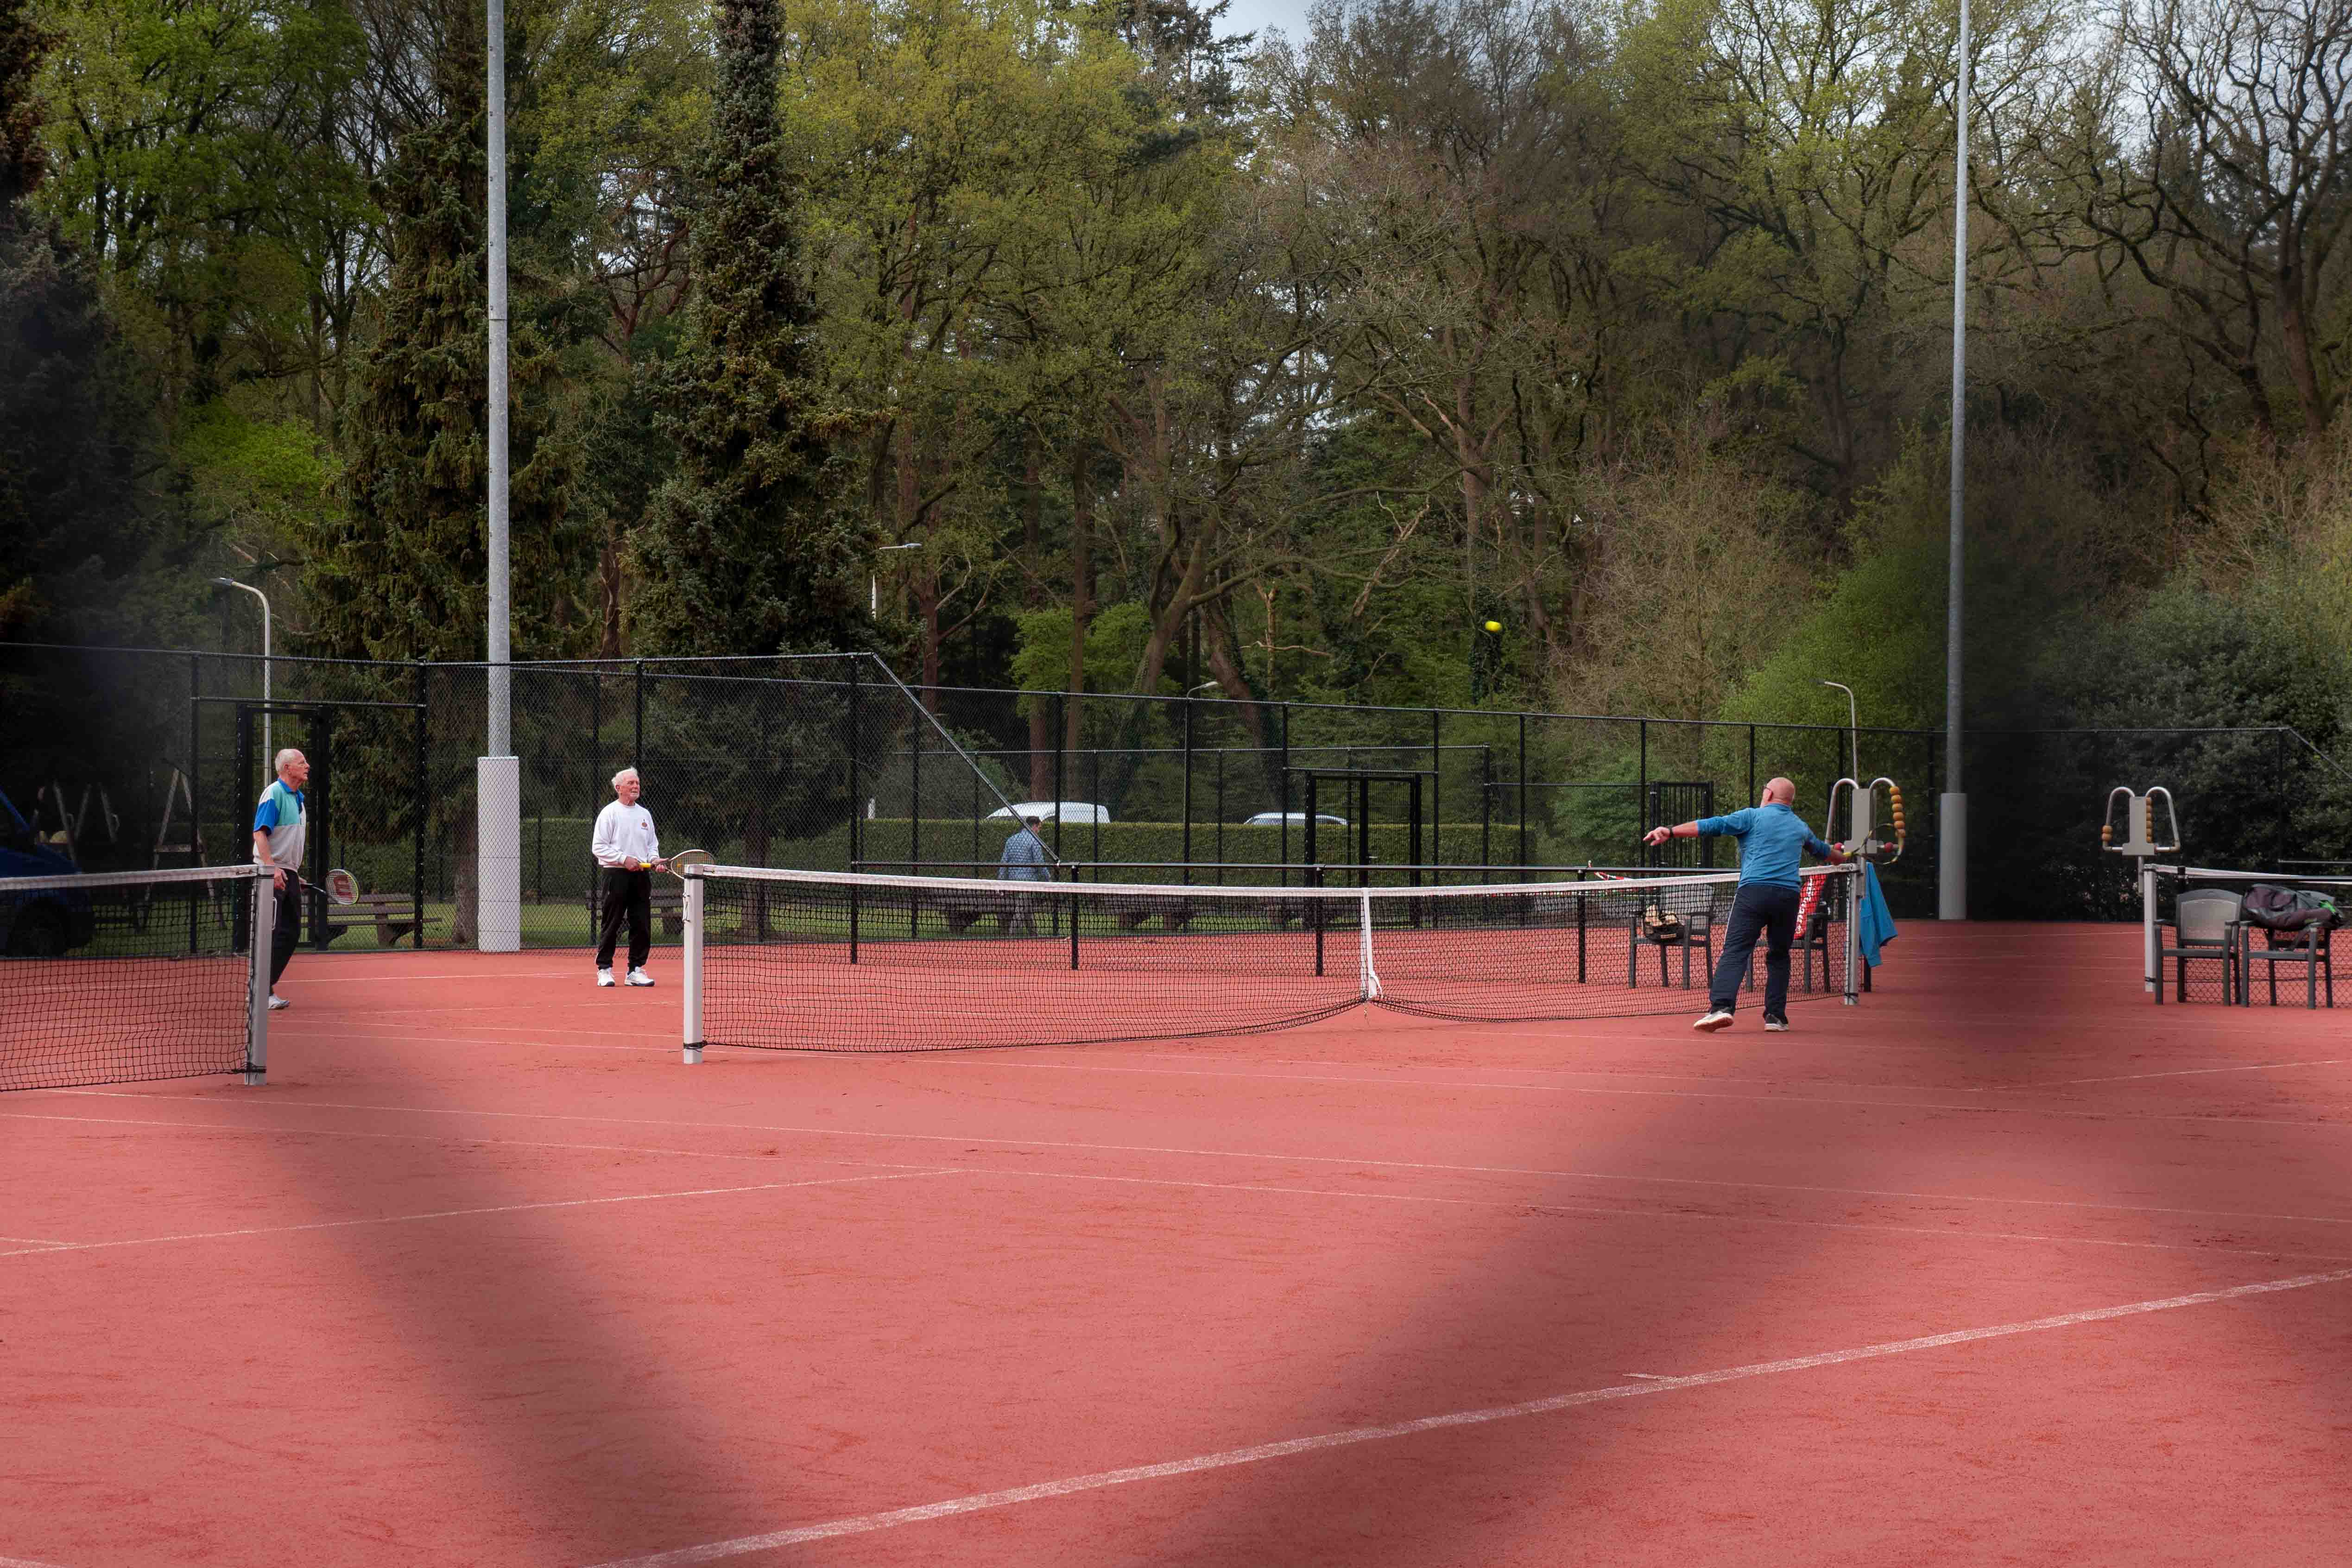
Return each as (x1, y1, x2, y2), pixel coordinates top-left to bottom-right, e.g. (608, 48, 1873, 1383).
(245, 867, 269, 1083)
(2140, 860, 2157, 995)
(682, 871, 704, 1064)
(1842, 866, 1860, 1006)
(1357, 886, 1381, 999)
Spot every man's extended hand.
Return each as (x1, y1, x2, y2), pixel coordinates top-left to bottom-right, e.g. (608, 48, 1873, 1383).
(1643, 826, 1674, 847)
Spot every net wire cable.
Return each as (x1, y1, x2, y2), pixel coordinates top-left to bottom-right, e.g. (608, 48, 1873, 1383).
(680, 863, 1857, 1053)
(1, 863, 267, 1091)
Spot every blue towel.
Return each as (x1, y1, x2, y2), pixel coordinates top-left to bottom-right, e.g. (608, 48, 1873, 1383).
(1856, 862, 1898, 968)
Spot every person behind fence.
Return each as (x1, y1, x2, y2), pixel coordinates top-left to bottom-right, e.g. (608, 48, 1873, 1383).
(250, 747, 310, 1012)
(1644, 776, 1846, 1034)
(593, 768, 667, 988)
(997, 813, 1050, 935)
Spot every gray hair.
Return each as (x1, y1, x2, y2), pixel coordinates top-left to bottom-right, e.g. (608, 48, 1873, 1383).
(274, 748, 305, 774)
(612, 767, 640, 790)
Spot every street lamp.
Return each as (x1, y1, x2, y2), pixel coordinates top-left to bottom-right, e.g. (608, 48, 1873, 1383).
(1818, 679, 1860, 783)
(1186, 680, 1220, 698)
(872, 541, 923, 615)
(212, 577, 272, 759)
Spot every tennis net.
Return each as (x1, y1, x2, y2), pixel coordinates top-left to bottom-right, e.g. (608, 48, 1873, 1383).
(2146, 865, 2349, 1005)
(680, 864, 1858, 1054)
(1, 864, 270, 1092)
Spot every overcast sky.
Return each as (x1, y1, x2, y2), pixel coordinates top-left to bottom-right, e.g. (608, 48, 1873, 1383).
(1218, 0, 1315, 53)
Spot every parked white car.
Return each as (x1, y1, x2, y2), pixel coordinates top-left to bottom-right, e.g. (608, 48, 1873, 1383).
(1242, 811, 1348, 828)
(986, 801, 1112, 824)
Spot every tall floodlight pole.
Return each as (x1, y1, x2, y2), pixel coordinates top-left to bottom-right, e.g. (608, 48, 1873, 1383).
(478, 0, 521, 951)
(1940, 0, 1971, 921)
(212, 578, 272, 760)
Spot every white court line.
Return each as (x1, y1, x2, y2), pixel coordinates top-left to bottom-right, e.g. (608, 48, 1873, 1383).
(0, 1170, 955, 1260)
(0, 1110, 940, 1170)
(0, 1236, 73, 1248)
(1994, 1057, 2352, 1089)
(585, 1264, 2352, 1567)
(11, 1111, 2340, 1264)
(274, 1030, 663, 1056)
(0, 1554, 76, 1568)
(35, 1089, 2352, 1229)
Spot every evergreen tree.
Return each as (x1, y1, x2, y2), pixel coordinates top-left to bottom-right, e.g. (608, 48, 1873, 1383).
(302, 0, 579, 662)
(628, 0, 867, 657)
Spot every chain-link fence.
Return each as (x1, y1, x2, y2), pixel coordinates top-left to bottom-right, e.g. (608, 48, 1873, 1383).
(8, 641, 2349, 942)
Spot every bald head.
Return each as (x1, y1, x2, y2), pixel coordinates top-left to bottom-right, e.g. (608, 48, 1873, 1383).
(1762, 777, 1796, 806)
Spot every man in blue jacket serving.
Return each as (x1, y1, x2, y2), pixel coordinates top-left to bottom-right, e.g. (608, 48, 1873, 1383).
(1645, 777, 1846, 1034)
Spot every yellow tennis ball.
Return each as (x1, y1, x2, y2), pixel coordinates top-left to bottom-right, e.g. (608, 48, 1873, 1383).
(1483, 620, 1502, 633)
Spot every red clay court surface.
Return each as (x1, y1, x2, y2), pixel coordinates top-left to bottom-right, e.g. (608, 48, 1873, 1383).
(7, 923, 2352, 1567)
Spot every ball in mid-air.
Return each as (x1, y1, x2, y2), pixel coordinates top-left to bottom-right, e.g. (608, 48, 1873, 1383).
(1483, 620, 1502, 633)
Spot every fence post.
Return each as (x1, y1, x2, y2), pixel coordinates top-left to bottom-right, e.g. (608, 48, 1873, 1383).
(1182, 695, 1195, 883)
(1430, 708, 1442, 869)
(847, 659, 861, 871)
(910, 695, 922, 873)
(633, 659, 645, 765)
(189, 655, 202, 954)
(1279, 702, 1291, 873)
(1518, 713, 1528, 868)
(2276, 727, 2289, 868)
(414, 661, 428, 948)
(1052, 694, 1066, 863)
(1638, 719, 1648, 861)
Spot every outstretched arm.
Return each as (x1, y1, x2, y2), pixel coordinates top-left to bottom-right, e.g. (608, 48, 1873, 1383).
(1643, 822, 1700, 847)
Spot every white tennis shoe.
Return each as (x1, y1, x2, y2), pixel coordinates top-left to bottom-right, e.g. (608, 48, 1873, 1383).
(596, 968, 616, 988)
(626, 968, 656, 987)
(1692, 1009, 1732, 1031)
(267, 994, 291, 1011)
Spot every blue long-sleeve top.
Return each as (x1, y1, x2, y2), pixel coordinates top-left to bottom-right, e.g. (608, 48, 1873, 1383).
(1691, 803, 1837, 890)
(997, 828, 1050, 881)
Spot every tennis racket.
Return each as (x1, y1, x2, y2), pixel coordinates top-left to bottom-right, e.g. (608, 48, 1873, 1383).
(280, 866, 360, 904)
(660, 848, 714, 878)
(1794, 874, 1823, 940)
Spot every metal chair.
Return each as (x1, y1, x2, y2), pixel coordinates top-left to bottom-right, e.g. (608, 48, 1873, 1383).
(2155, 888, 2242, 1005)
(2238, 920, 2335, 1009)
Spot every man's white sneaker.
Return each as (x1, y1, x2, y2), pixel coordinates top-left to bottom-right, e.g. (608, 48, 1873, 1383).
(626, 968, 656, 987)
(1692, 1009, 1733, 1032)
(1763, 1016, 1790, 1032)
(267, 994, 291, 1011)
(596, 969, 616, 988)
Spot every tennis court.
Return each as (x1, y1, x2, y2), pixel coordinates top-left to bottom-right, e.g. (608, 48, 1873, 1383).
(7, 912, 2352, 1566)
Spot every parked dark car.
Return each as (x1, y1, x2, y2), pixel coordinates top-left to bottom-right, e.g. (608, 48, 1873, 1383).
(0, 788, 95, 955)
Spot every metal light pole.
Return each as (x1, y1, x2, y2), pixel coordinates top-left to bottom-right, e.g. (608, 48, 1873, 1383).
(1941, 0, 1971, 921)
(477, 0, 521, 951)
(872, 541, 923, 615)
(1818, 680, 1860, 783)
(213, 577, 272, 759)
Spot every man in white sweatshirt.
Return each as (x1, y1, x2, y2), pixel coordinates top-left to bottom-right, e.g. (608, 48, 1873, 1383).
(592, 767, 666, 988)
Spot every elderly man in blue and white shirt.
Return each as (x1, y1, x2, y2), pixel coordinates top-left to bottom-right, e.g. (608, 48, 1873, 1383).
(996, 814, 1050, 935)
(1646, 776, 1846, 1034)
(250, 747, 310, 1012)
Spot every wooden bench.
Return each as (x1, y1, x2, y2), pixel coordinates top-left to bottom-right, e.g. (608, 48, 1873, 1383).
(1102, 894, 1193, 933)
(321, 891, 435, 948)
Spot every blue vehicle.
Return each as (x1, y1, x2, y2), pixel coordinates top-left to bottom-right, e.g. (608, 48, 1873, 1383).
(0, 787, 95, 955)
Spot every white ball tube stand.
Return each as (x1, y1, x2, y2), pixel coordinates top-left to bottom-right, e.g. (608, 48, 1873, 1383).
(476, 755, 522, 953)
